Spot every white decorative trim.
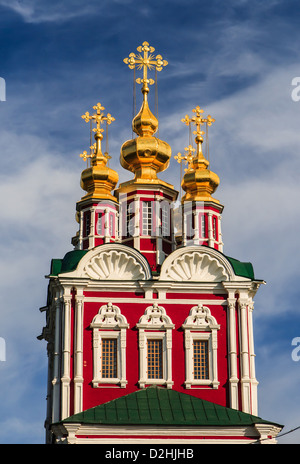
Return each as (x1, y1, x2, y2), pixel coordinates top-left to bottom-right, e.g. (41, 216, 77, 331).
(53, 423, 283, 444)
(73, 289, 84, 414)
(136, 303, 174, 389)
(159, 246, 234, 282)
(61, 244, 152, 280)
(90, 303, 129, 388)
(182, 304, 220, 389)
(61, 288, 72, 420)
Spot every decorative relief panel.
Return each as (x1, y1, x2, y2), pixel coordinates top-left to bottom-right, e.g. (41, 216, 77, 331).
(83, 249, 147, 280)
(161, 251, 228, 282)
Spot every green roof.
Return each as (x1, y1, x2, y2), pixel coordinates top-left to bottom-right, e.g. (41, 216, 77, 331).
(59, 387, 281, 428)
(49, 248, 256, 280)
(50, 250, 88, 276)
(226, 256, 255, 280)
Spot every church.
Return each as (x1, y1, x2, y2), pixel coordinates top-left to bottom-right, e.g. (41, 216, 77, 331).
(39, 42, 283, 444)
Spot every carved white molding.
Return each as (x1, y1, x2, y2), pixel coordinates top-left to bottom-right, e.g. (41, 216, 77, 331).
(136, 303, 174, 329)
(137, 303, 174, 389)
(182, 304, 219, 330)
(159, 246, 233, 282)
(66, 244, 152, 280)
(90, 303, 129, 388)
(182, 304, 220, 389)
(83, 250, 146, 280)
(91, 302, 129, 328)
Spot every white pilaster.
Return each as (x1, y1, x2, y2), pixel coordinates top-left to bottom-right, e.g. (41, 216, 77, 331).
(52, 291, 62, 423)
(248, 300, 259, 415)
(61, 288, 72, 420)
(133, 197, 140, 250)
(208, 212, 214, 247)
(227, 294, 239, 410)
(73, 288, 84, 414)
(89, 206, 96, 248)
(238, 296, 251, 414)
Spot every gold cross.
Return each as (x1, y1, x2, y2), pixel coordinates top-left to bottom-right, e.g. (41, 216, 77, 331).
(124, 41, 168, 93)
(80, 102, 115, 161)
(81, 102, 115, 135)
(174, 145, 195, 166)
(79, 150, 91, 162)
(181, 106, 206, 137)
(181, 106, 215, 158)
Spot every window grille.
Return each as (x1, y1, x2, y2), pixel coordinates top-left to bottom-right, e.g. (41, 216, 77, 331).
(147, 339, 163, 379)
(193, 340, 209, 380)
(101, 338, 117, 378)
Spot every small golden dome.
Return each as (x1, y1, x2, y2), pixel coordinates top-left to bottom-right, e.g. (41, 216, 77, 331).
(80, 130, 119, 202)
(181, 107, 219, 203)
(79, 103, 118, 203)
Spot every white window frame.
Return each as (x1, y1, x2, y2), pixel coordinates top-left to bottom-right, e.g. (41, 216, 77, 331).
(142, 201, 152, 236)
(137, 303, 174, 389)
(126, 201, 134, 237)
(90, 303, 129, 388)
(182, 304, 220, 389)
(160, 201, 170, 237)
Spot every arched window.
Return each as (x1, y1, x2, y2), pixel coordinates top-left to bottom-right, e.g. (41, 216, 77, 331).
(90, 303, 129, 388)
(137, 303, 174, 389)
(182, 304, 220, 389)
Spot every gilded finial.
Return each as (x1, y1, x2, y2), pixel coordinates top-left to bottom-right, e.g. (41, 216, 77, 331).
(181, 106, 215, 163)
(174, 145, 195, 170)
(124, 41, 168, 96)
(78, 102, 119, 202)
(80, 102, 115, 163)
(180, 106, 219, 203)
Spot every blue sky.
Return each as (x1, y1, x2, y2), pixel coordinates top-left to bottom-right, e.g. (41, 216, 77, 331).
(0, 0, 300, 444)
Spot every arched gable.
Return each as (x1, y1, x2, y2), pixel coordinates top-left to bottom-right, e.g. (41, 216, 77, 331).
(59, 243, 152, 281)
(159, 246, 238, 282)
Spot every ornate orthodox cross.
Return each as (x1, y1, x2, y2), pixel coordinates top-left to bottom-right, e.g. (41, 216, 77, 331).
(80, 102, 115, 162)
(181, 106, 215, 158)
(123, 41, 168, 94)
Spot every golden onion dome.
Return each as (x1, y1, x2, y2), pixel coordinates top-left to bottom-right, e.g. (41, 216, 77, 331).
(120, 92, 171, 184)
(180, 106, 219, 203)
(120, 41, 172, 186)
(79, 103, 118, 202)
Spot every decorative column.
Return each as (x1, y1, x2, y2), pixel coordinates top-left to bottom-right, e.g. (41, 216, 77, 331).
(73, 288, 84, 414)
(104, 208, 110, 243)
(193, 209, 200, 245)
(238, 295, 251, 414)
(218, 214, 223, 252)
(52, 291, 62, 423)
(208, 211, 214, 247)
(227, 294, 239, 410)
(79, 210, 84, 250)
(89, 206, 96, 248)
(61, 288, 72, 420)
(133, 197, 140, 250)
(155, 197, 164, 265)
(248, 300, 259, 415)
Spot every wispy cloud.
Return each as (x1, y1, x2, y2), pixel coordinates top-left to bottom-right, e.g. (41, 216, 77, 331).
(0, 0, 101, 23)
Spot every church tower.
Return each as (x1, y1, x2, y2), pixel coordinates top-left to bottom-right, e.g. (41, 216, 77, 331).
(39, 42, 283, 444)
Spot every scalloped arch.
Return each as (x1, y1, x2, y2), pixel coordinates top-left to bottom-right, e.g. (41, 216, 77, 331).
(159, 246, 233, 282)
(74, 244, 152, 280)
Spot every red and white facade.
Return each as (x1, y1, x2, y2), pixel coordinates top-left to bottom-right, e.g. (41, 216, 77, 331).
(40, 175, 283, 443)
(39, 48, 282, 444)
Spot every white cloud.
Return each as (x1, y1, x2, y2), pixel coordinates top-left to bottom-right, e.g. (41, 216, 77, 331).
(0, 0, 100, 23)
